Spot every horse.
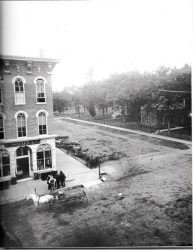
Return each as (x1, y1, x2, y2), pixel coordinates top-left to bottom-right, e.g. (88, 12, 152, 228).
(27, 193, 54, 210)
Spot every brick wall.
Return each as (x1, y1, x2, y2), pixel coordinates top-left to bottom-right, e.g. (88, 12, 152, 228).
(2, 59, 56, 140)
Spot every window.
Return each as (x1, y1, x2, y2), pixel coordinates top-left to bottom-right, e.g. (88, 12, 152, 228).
(0, 149, 10, 177)
(0, 114, 4, 139)
(36, 110, 49, 136)
(36, 78, 46, 103)
(37, 144, 52, 170)
(38, 112, 47, 135)
(17, 112, 27, 137)
(14, 77, 25, 104)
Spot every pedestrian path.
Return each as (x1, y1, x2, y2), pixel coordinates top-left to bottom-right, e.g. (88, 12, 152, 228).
(157, 126, 184, 132)
(0, 148, 100, 205)
(63, 117, 192, 146)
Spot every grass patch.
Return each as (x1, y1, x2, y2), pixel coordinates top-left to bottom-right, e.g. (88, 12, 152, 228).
(136, 134, 190, 150)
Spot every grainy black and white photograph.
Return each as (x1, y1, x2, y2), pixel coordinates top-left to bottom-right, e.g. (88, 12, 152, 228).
(0, 0, 192, 247)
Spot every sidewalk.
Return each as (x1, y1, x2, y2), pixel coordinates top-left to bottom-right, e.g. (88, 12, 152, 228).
(0, 148, 101, 204)
(63, 117, 192, 146)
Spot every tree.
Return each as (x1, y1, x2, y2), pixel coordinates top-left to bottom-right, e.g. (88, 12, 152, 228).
(88, 102, 96, 117)
(53, 90, 72, 112)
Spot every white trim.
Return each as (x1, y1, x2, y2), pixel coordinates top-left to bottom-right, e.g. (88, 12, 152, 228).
(12, 76, 26, 84)
(34, 76, 47, 84)
(12, 76, 26, 105)
(0, 134, 57, 144)
(14, 110, 28, 119)
(34, 76, 47, 104)
(36, 110, 49, 117)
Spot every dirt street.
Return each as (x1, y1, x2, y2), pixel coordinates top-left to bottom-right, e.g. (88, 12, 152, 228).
(0, 118, 192, 247)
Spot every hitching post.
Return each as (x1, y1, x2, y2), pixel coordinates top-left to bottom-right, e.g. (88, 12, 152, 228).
(98, 157, 101, 179)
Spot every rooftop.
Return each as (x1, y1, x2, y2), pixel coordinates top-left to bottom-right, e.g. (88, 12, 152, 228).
(0, 54, 60, 63)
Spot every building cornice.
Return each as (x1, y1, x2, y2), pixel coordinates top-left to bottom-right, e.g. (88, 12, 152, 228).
(0, 55, 60, 64)
(0, 134, 58, 146)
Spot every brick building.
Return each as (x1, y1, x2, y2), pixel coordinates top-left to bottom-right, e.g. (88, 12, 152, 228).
(0, 55, 59, 184)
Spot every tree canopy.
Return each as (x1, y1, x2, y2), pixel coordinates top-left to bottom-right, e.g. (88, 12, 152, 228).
(53, 64, 191, 119)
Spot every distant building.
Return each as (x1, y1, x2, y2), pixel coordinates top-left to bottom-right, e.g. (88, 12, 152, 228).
(0, 55, 59, 184)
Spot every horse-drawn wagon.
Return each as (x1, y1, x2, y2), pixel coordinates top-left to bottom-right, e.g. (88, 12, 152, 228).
(27, 185, 88, 211)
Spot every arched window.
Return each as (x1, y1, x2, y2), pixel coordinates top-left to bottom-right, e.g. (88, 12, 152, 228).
(17, 112, 27, 137)
(13, 77, 26, 105)
(37, 144, 52, 170)
(0, 149, 10, 177)
(38, 112, 47, 135)
(35, 77, 46, 103)
(0, 114, 4, 139)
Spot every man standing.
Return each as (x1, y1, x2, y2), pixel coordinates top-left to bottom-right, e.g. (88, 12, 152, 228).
(47, 174, 51, 190)
(55, 171, 60, 189)
(60, 171, 66, 187)
(49, 174, 56, 193)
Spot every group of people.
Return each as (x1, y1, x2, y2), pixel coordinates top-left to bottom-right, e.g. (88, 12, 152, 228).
(47, 171, 66, 192)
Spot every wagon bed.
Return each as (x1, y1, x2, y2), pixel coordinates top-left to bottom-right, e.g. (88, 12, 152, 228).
(51, 185, 88, 210)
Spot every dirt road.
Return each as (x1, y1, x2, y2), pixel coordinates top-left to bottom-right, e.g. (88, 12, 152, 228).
(0, 118, 192, 247)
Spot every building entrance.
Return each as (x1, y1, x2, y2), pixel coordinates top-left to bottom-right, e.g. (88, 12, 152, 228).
(16, 157, 29, 179)
(16, 146, 31, 179)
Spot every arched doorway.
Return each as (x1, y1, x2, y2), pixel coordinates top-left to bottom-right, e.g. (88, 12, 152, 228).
(16, 146, 32, 179)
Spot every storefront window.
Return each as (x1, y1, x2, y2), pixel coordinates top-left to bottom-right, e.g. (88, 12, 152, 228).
(0, 150, 10, 177)
(37, 144, 52, 171)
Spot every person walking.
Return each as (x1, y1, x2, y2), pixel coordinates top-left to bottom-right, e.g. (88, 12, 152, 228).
(60, 171, 66, 187)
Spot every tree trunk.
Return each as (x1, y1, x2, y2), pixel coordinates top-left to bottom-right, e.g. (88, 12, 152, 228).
(167, 120, 170, 134)
(102, 106, 105, 118)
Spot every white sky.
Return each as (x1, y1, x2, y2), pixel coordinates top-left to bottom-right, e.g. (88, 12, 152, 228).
(2, 0, 192, 91)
